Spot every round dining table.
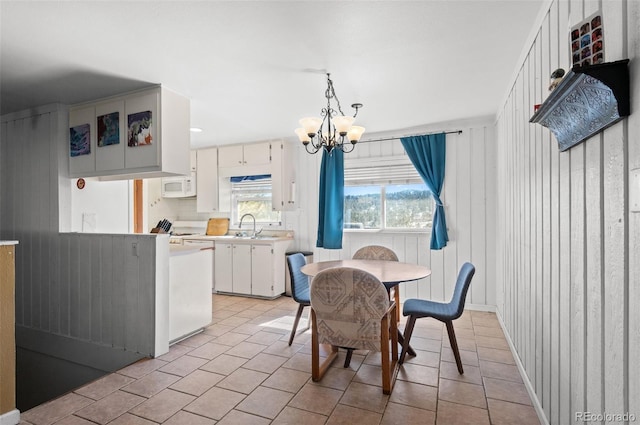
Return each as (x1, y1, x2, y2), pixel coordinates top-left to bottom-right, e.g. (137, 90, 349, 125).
(300, 259, 431, 285)
(300, 259, 431, 356)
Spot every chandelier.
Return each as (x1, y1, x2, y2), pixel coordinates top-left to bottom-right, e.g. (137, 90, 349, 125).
(295, 73, 365, 154)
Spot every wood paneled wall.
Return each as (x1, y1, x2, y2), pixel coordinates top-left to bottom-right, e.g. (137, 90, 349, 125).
(0, 244, 17, 416)
(496, 1, 639, 424)
(293, 119, 497, 307)
(1, 105, 160, 371)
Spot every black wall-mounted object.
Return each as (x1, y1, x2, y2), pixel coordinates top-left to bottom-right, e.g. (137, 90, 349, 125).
(530, 59, 630, 151)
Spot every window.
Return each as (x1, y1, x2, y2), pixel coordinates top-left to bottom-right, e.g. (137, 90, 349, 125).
(343, 157, 433, 230)
(230, 175, 281, 225)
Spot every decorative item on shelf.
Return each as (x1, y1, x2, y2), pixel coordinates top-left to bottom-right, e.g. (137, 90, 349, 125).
(548, 68, 565, 91)
(295, 73, 365, 154)
(570, 10, 604, 68)
(530, 59, 629, 152)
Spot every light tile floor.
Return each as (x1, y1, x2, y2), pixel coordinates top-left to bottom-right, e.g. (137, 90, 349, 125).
(20, 294, 541, 425)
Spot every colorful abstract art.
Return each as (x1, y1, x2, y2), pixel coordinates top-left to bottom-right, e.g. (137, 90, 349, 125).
(70, 123, 91, 157)
(97, 112, 120, 147)
(127, 110, 153, 147)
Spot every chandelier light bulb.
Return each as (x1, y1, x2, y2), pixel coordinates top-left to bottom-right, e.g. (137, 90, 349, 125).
(331, 115, 355, 136)
(347, 125, 366, 143)
(295, 128, 311, 144)
(299, 117, 322, 137)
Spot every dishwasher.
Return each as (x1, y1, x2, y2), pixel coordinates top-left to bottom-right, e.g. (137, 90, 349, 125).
(182, 239, 215, 293)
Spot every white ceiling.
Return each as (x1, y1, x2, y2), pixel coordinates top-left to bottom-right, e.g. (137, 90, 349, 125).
(0, 1, 543, 149)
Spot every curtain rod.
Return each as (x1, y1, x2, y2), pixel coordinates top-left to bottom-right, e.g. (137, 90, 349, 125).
(357, 130, 462, 144)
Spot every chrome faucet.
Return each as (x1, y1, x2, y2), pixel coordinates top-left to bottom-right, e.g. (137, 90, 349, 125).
(239, 213, 256, 238)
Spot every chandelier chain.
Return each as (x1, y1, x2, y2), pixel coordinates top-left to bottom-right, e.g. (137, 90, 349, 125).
(325, 74, 346, 116)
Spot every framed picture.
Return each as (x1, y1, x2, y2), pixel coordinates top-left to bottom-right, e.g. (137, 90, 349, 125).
(571, 11, 604, 67)
(97, 111, 120, 147)
(70, 123, 91, 157)
(128, 110, 153, 147)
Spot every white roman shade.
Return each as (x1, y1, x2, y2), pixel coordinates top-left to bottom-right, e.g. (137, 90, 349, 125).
(344, 155, 423, 185)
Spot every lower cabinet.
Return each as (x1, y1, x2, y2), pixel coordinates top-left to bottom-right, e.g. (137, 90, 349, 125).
(214, 240, 289, 299)
(251, 244, 274, 297)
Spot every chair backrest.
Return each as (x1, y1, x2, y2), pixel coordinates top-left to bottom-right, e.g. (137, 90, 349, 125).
(310, 267, 390, 351)
(352, 245, 399, 261)
(448, 262, 476, 319)
(287, 253, 309, 303)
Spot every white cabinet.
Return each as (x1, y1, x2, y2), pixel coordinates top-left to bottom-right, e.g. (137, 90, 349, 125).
(251, 244, 274, 297)
(69, 85, 190, 180)
(232, 244, 252, 295)
(271, 140, 297, 211)
(214, 242, 251, 295)
(190, 150, 197, 172)
(196, 148, 219, 212)
(214, 243, 233, 293)
(218, 142, 271, 168)
(213, 239, 291, 299)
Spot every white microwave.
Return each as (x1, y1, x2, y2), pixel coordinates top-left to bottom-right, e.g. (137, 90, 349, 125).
(161, 173, 196, 198)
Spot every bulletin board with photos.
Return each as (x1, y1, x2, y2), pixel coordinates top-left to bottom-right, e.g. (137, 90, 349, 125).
(571, 11, 604, 67)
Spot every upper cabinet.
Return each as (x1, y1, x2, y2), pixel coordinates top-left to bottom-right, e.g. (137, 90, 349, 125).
(218, 142, 271, 169)
(271, 140, 297, 211)
(196, 147, 219, 213)
(69, 85, 190, 180)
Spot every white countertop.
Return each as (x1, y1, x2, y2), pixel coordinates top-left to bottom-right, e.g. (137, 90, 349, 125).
(0, 240, 19, 246)
(176, 235, 293, 245)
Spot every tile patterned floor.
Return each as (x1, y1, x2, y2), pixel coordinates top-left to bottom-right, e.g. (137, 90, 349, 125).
(19, 294, 541, 425)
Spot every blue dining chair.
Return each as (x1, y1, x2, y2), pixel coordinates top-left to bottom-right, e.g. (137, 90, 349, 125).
(399, 262, 475, 374)
(287, 253, 310, 346)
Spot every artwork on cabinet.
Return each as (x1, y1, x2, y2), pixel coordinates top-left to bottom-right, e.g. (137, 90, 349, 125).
(127, 110, 153, 147)
(571, 11, 604, 68)
(70, 123, 91, 157)
(97, 111, 120, 147)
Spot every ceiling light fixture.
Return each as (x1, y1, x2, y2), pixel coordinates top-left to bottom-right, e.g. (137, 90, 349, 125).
(295, 73, 365, 154)
(190, 127, 203, 133)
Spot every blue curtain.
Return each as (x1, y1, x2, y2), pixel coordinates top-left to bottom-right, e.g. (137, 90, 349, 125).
(316, 149, 344, 249)
(401, 133, 448, 250)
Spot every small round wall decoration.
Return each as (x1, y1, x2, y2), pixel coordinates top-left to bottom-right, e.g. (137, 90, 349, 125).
(76, 178, 86, 190)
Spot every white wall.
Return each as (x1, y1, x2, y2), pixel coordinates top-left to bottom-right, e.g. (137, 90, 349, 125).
(70, 179, 131, 233)
(495, 1, 639, 424)
(294, 117, 498, 307)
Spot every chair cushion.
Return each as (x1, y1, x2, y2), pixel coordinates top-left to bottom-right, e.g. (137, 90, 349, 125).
(403, 298, 457, 321)
(352, 245, 399, 261)
(311, 267, 390, 351)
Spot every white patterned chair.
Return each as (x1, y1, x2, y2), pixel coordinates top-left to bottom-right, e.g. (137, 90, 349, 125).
(310, 267, 399, 394)
(352, 245, 401, 322)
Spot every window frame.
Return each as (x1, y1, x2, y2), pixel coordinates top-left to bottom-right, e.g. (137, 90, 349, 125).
(229, 176, 282, 227)
(343, 155, 434, 233)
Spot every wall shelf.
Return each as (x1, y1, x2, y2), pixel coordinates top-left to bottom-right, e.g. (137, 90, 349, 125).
(530, 59, 630, 151)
